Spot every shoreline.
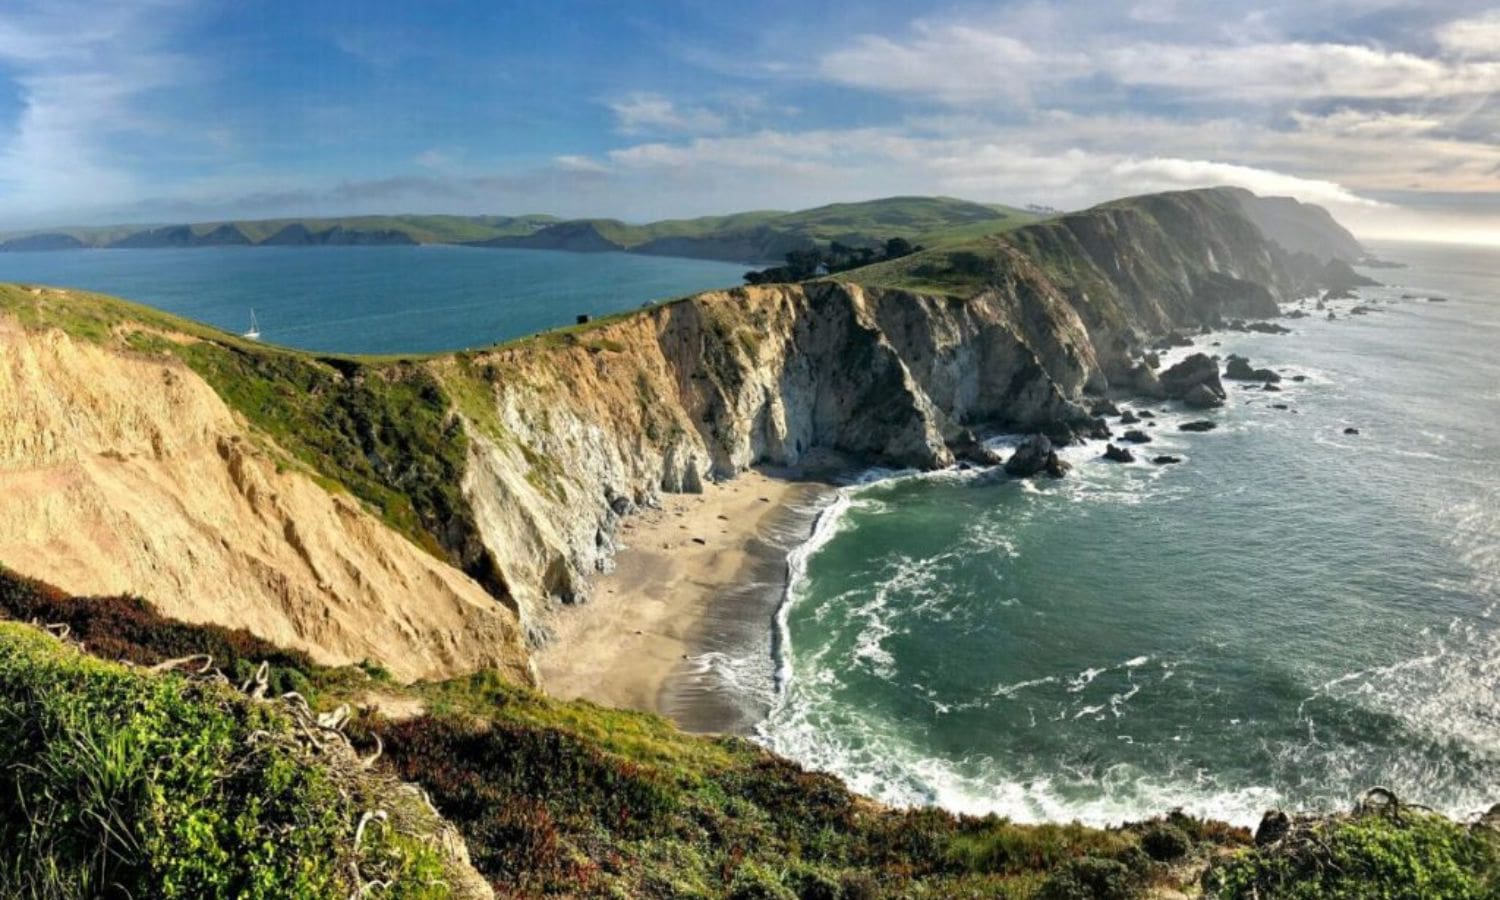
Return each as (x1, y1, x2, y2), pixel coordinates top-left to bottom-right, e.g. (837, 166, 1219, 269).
(534, 464, 840, 732)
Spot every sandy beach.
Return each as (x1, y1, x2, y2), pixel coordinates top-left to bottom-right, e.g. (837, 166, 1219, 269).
(536, 467, 835, 730)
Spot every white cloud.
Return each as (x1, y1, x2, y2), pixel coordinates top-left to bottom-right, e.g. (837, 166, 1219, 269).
(1436, 10, 1500, 59)
(820, 22, 1086, 105)
(1104, 41, 1500, 99)
(1289, 109, 1442, 137)
(820, 18, 1500, 103)
(0, 0, 195, 219)
(608, 92, 726, 135)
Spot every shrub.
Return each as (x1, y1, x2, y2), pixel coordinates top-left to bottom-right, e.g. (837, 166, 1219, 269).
(1206, 809, 1500, 899)
(0, 622, 444, 899)
(1141, 823, 1191, 862)
(1037, 856, 1138, 900)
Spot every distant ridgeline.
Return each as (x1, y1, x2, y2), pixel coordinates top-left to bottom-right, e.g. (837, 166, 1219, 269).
(0, 196, 1038, 265)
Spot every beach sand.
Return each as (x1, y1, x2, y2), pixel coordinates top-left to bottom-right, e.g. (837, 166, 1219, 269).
(535, 466, 835, 732)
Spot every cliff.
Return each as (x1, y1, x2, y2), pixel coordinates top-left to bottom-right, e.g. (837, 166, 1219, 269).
(0, 187, 1359, 677)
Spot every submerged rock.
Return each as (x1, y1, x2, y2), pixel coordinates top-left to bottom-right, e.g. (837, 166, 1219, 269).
(1245, 321, 1292, 335)
(1179, 420, 1217, 432)
(1119, 410, 1140, 425)
(1103, 443, 1135, 463)
(1121, 429, 1152, 444)
(1152, 455, 1183, 465)
(1344, 427, 1360, 435)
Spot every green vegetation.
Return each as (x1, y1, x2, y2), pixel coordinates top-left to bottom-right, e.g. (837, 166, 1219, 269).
(0, 214, 560, 249)
(0, 568, 1253, 899)
(1, 197, 1041, 264)
(0, 619, 447, 898)
(5, 567, 1498, 898)
(1206, 800, 1500, 899)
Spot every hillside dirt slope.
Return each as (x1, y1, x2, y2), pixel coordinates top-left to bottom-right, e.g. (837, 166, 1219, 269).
(0, 310, 529, 683)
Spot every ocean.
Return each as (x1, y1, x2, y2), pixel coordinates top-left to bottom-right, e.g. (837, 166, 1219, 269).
(0, 245, 747, 355)
(755, 240, 1500, 828)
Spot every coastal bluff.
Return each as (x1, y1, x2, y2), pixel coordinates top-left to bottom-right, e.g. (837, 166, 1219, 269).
(0, 186, 1363, 681)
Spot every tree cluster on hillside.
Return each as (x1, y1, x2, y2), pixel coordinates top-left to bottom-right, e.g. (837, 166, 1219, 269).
(743, 237, 923, 284)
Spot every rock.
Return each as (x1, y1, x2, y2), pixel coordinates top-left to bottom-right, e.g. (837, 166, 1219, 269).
(1323, 287, 1358, 301)
(950, 429, 1006, 467)
(1327, 311, 1336, 320)
(1224, 355, 1281, 383)
(1103, 443, 1135, 463)
(1315, 298, 1326, 310)
(1137, 409, 1155, 419)
(1121, 429, 1152, 444)
(1349, 305, 1373, 316)
(1152, 455, 1182, 465)
(1045, 455, 1072, 478)
(1291, 375, 1308, 383)
(1183, 383, 1224, 409)
(1090, 398, 1121, 417)
(1005, 434, 1066, 479)
(1179, 420, 1217, 432)
(1271, 403, 1289, 410)
(1159, 353, 1225, 401)
(1085, 418, 1112, 441)
(1143, 351, 1161, 370)
(1428, 296, 1449, 302)
(1263, 383, 1281, 392)
(1286, 310, 1308, 319)
(1255, 811, 1292, 846)
(1151, 331, 1194, 351)
(1244, 321, 1292, 335)
(1119, 410, 1140, 425)
(1344, 427, 1360, 435)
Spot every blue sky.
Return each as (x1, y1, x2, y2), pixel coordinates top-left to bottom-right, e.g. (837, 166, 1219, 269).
(2, 0, 1499, 241)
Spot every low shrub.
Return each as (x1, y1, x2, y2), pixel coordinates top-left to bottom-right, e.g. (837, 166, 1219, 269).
(0, 622, 444, 899)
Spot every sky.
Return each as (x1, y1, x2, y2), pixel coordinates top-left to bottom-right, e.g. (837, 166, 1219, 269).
(2, 0, 1499, 242)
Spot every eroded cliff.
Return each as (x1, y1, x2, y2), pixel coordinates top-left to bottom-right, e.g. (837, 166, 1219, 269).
(0, 187, 1362, 678)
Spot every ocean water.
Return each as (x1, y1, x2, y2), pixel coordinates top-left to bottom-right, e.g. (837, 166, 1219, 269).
(758, 240, 1500, 828)
(0, 245, 746, 355)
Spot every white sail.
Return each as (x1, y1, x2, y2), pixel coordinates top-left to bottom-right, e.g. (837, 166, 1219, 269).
(243, 309, 261, 340)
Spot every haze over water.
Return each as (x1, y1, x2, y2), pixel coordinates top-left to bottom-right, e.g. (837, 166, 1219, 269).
(760, 241, 1500, 827)
(0, 245, 747, 355)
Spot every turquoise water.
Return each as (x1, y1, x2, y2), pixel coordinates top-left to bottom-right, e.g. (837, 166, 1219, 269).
(0, 246, 746, 355)
(760, 241, 1500, 827)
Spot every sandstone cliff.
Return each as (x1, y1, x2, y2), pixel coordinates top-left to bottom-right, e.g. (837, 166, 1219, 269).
(0, 187, 1361, 679)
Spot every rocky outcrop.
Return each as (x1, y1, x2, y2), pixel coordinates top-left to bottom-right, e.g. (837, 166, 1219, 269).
(1159, 354, 1225, 402)
(1225, 355, 1281, 383)
(1004, 435, 1069, 478)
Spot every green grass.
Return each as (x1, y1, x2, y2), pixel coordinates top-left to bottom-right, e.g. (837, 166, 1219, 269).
(1206, 808, 1500, 899)
(0, 620, 448, 899)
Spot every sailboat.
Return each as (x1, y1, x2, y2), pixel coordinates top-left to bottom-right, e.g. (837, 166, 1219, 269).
(243, 309, 261, 340)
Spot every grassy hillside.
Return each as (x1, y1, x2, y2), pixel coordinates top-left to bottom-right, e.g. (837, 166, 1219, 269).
(5, 567, 1496, 898)
(1, 197, 1042, 262)
(0, 608, 462, 897)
